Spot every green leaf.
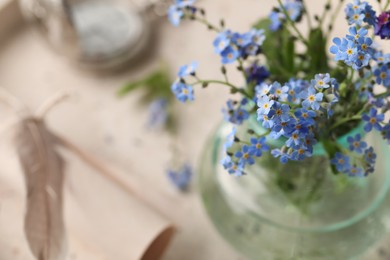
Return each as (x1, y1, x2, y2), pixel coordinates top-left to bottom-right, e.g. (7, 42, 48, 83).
(117, 81, 144, 97)
(117, 68, 173, 104)
(253, 18, 296, 82)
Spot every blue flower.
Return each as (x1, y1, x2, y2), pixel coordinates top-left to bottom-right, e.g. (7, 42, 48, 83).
(285, 130, 304, 148)
(364, 147, 377, 165)
(345, 0, 375, 26)
(213, 30, 232, 54)
(284, 1, 303, 21)
(258, 113, 275, 129)
(257, 95, 275, 115)
(243, 44, 259, 56)
(346, 26, 368, 41)
(285, 79, 308, 104)
(312, 73, 331, 89)
(168, 6, 184, 26)
(374, 65, 390, 87)
(382, 123, 390, 143)
(268, 1, 303, 31)
(235, 145, 256, 165)
(348, 166, 364, 177)
(248, 29, 266, 46)
(222, 156, 245, 177)
(301, 86, 323, 110)
(294, 108, 316, 125)
(249, 137, 269, 157)
(256, 83, 272, 97)
(224, 126, 237, 150)
(331, 153, 351, 172)
(232, 32, 251, 47)
(167, 163, 192, 191)
(222, 99, 250, 125)
(347, 134, 367, 153)
(171, 81, 194, 102)
(221, 45, 240, 64)
(271, 149, 290, 164)
(178, 61, 198, 78)
(330, 37, 361, 69)
(374, 51, 390, 64)
(270, 82, 289, 100)
(272, 103, 290, 123)
(269, 11, 284, 31)
(362, 108, 384, 132)
(148, 98, 168, 129)
(291, 147, 311, 161)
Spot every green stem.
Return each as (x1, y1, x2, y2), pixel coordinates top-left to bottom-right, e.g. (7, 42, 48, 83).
(319, 0, 332, 28)
(277, 0, 309, 46)
(193, 79, 251, 98)
(330, 115, 362, 131)
(326, 0, 344, 39)
(301, 0, 313, 30)
(193, 16, 221, 32)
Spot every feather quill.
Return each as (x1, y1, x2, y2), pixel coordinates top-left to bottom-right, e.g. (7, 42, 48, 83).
(16, 118, 66, 260)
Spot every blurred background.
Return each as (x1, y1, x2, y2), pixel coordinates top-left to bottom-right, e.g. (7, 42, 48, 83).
(0, 0, 389, 259)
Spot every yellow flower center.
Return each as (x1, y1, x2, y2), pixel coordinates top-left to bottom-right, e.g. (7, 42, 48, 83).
(309, 95, 315, 102)
(380, 72, 387, 79)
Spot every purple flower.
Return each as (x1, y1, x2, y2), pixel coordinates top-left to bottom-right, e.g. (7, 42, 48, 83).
(245, 64, 270, 85)
(375, 12, 390, 39)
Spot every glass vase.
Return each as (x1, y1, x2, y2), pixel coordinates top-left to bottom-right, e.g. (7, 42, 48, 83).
(199, 118, 390, 260)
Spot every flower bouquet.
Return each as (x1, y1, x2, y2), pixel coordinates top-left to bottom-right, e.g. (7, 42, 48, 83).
(167, 0, 390, 259)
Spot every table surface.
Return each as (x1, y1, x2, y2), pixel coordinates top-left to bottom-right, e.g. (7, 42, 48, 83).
(0, 0, 389, 259)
